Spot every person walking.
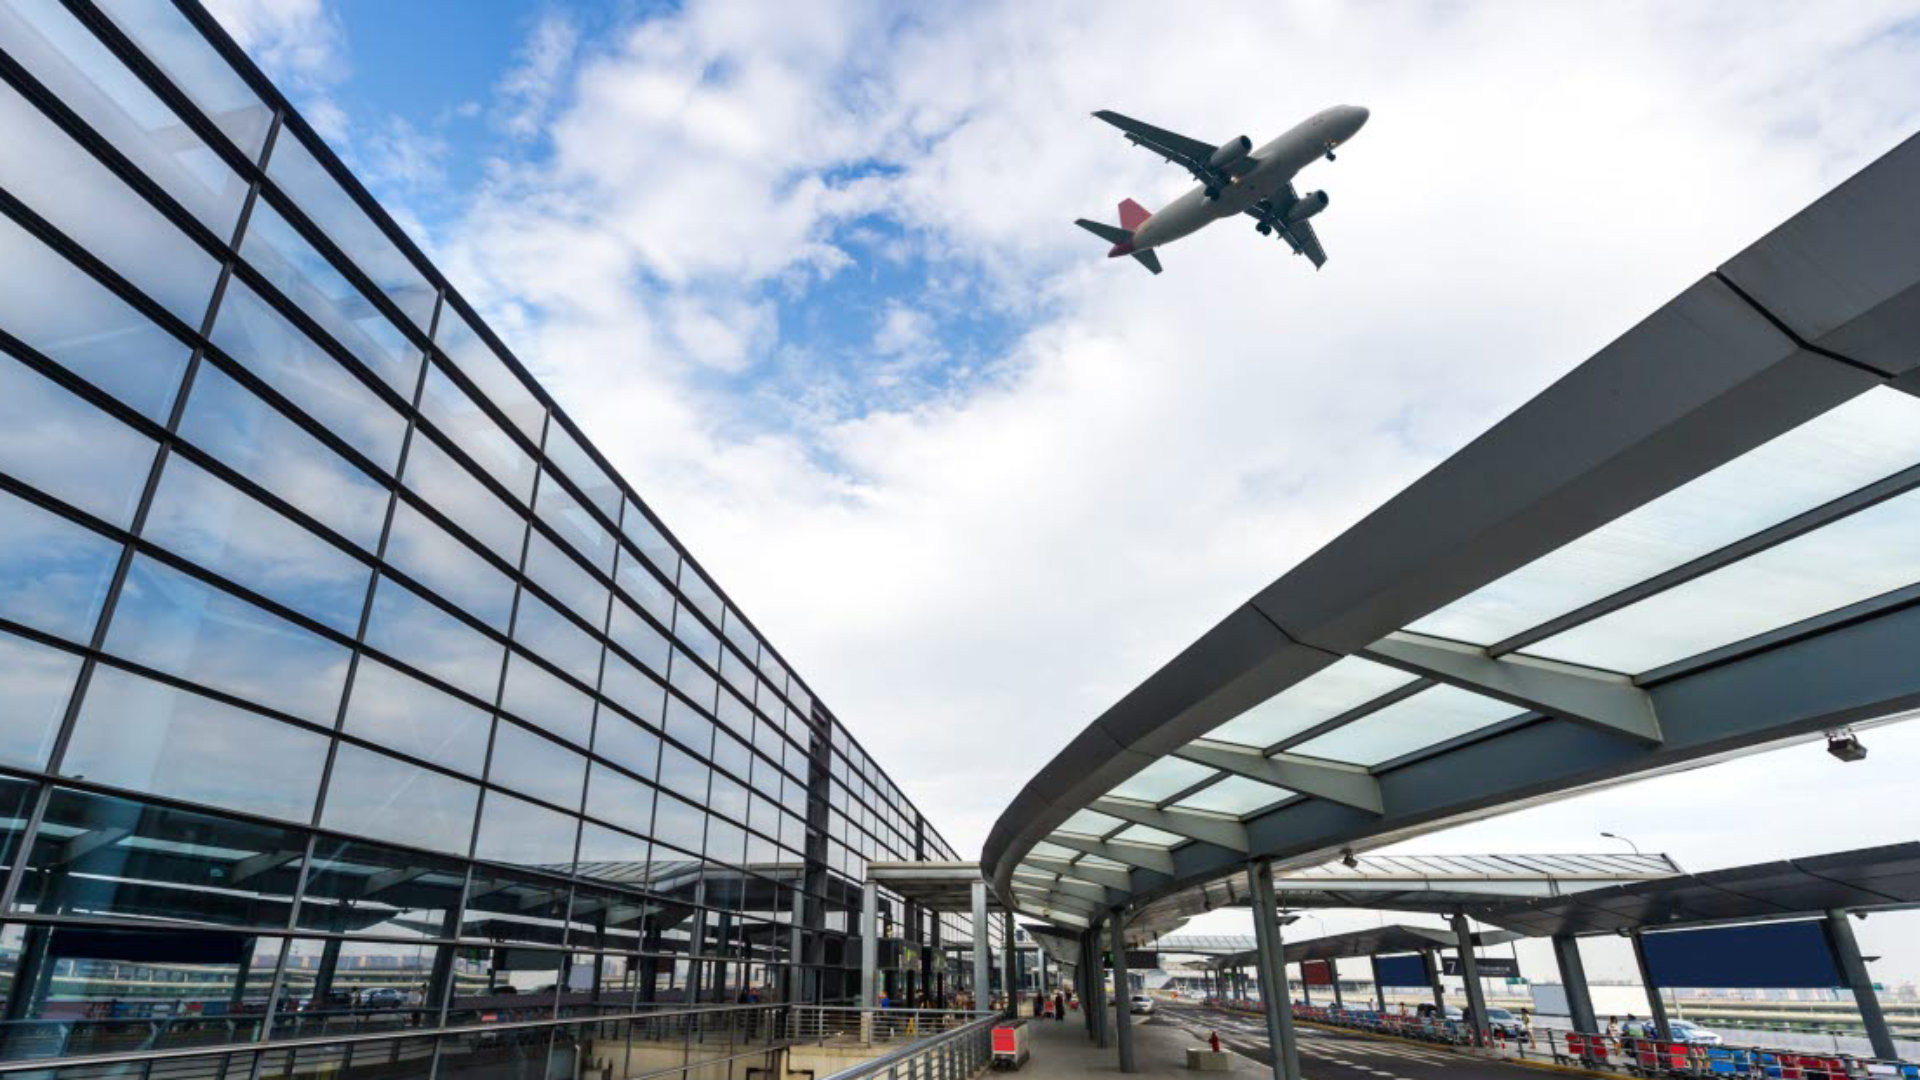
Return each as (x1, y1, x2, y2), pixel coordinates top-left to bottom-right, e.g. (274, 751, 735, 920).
(1053, 990, 1065, 1022)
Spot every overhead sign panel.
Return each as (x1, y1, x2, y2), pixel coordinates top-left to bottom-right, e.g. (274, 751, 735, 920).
(1443, 955, 1519, 978)
(1640, 921, 1843, 989)
(1373, 954, 1428, 988)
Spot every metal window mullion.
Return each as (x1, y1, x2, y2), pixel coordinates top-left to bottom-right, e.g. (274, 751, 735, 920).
(0, 110, 278, 915)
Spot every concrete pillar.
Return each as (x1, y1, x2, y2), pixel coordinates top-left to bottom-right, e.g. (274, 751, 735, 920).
(1082, 931, 1097, 1039)
(1451, 912, 1488, 1047)
(1110, 913, 1136, 1073)
(860, 878, 879, 1041)
(1092, 920, 1111, 1048)
(1629, 931, 1671, 1042)
(1828, 911, 1898, 1060)
(1249, 862, 1303, 1080)
(970, 880, 989, 1012)
(1551, 935, 1597, 1033)
(1374, 961, 1387, 1012)
(1330, 958, 1343, 1009)
(1003, 911, 1018, 1016)
(1426, 950, 1446, 1015)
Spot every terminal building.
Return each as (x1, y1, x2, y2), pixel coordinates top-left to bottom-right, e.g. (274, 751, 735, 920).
(0, 0, 996, 1059)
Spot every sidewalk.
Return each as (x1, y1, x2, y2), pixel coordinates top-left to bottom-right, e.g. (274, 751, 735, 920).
(1019, 1012, 1239, 1080)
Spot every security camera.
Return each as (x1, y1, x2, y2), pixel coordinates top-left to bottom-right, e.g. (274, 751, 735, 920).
(1826, 731, 1867, 763)
(1341, 848, 1359, 869)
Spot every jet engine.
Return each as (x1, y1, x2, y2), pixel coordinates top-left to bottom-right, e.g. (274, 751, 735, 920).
(1208, 135, 1252, 169)
(1284, 190, 1330, 223)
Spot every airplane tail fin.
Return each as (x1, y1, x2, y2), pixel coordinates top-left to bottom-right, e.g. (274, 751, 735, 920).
(1117, 198, 1151, 231)
(1076, 210, 1162, 275)
(1075, 218, 1130, 246)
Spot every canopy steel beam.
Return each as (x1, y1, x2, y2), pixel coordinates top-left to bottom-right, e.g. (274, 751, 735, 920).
(1091, 798, 1250, 853)
(1364, 631, 1663, 744)
(1025, 855, 1134, 891)
(1177, 743, 1385, 814)
(1047, 834, 1177, 875)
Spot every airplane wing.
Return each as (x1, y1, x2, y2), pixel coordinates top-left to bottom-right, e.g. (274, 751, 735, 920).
(1093, 110, 1258, 183)
(1247, 184, 1329, 269)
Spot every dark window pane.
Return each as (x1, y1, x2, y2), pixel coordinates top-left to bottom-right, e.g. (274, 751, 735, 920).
(715, 688, 753, 741)
(499, 652, 592, 749)
(241, 202, 421, 395)
(711, 732, 751, 786)
(523, 532, 608, 631)
(599, 653, 664, 729)
(584, 764, 652, 837)
(0, 214, 189, 422)
(590, 712, 658, 781)
(94, 0, 272, 159)
(434, 308, 543, 441)
(16, 786, 306, 930)
(666, 700, 712, 762)
(416, 363, 536, 504)
(0, 0, 248, 235)
(209, 278, 405, 471)
(657, 745, 707, 804)
(383, 500, 514, 631)
(64, 665, 327, 822)
(704, 818, 744, 867)
(535, 473, 614, 574)
(671, 606, 721, 667)
(399, 433, 527, 562)
(297, 839, 465, 938)
(668, 649, 717, 714)
(179, 364, 388, 550)
(320, 743, 478, 857)
(0, 487, 121, 642)
(278, 938, 441, 1026)
(265, 135, 435, 332)
(707, 774, 748, 827)
(105, 556, 350, 723)
(363, 576, 504, 702)
(651, 793, 704, 855)
(340, 656, 489, 777)
(488, 720, 586, 810)
(0, 78, 221, 325)
(0, 630, 80, 769)
(473, 791, 575, 872)
(511, 593, 598, 686)
(143, 455, 371, 636)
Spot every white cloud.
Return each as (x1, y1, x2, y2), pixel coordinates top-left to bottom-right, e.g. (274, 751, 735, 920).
(214, 0, 1920, 969)
(496, 12, 580, 139)
(200, 0, 348, 139)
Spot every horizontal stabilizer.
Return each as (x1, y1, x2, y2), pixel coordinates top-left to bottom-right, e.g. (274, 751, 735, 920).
(1132, 250, 1162, 275)
(1075, 218, 1131, 246)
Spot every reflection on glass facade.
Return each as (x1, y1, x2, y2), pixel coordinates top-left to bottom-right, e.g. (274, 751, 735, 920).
(0, 0, 981, 1060)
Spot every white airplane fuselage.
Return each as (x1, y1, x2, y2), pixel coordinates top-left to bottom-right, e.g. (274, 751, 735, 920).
(1127, 105, 1369, 253)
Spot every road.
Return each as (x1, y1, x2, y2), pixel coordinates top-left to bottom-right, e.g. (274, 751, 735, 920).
(1153, 1002, 1547, 1080)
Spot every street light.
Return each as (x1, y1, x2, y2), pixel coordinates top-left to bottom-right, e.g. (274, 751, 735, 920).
(1600, 831, 1642, 856)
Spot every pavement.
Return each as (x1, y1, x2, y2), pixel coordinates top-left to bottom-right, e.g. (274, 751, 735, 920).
(1090, 1003, 1558, 1080)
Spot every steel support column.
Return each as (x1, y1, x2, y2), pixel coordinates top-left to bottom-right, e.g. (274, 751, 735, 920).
(1110, 913, 1136, 1073)
(1551, 935, 1597, 1033)
(1629, 931, 1671, 1042)
(971, 880, 989, 1010)
(1374, 963, 1386, 1012)
(1250, 861, 1303, 1080)
(1003, 910, 1019, 1016)
(1827, 910, 1897, 1060)
(1451, 912, 1488, 1047)
(1425, 950, 1445, 1015)
(860, 877, 879, 1042)
(1092, 919, 1110, 1048)
(1330, 957, 1343, 1009)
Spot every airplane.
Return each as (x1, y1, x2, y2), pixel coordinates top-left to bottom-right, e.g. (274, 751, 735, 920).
(1075, 105, 1370, 274)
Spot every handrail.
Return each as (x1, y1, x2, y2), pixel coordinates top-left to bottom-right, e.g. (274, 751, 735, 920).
(814, 1011, 1000, 1080)
(0, 1001, 786, 1073)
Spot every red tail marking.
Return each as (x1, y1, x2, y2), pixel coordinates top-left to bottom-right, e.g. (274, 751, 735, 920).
(1118, 198, 1151, 231)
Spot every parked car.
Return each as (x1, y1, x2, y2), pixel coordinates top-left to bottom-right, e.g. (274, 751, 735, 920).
(1483, 1008, 1528, 1039)
(1130, 994, 1154, 1015)
(1415, 1003, 1462, 1021)
(361, 988, 408, 1008)
(1635, 1019, 1722, 1045)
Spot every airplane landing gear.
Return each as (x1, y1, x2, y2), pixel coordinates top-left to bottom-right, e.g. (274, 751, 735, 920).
(1204, 185, 1222, 200)
(1255, 222, 1272, 236)
(1325, 148, 1337, 161)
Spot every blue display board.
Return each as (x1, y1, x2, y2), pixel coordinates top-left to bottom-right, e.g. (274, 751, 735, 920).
(1640, 921, 1843, 989)
(1373, 953, 1428, 988)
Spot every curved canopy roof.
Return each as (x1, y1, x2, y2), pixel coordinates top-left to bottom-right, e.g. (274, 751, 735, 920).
(984, 129, 1920, 930)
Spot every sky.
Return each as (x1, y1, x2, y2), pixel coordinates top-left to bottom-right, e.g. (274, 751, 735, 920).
(201, 0, 1920, 986)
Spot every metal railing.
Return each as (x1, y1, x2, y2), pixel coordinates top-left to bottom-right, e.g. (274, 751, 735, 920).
(0, 1002, 792, 1080)
(785, 1008, 985, 1046)
(813, 1012, 1001, 1080)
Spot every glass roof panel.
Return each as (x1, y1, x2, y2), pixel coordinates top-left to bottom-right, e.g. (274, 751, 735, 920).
(1172, 775, 1295, 817)
(1076, 853, 1128, 870)
(1111, 824, 1186, 847)
(1108, 757, 1217, 803)
(1288, 685, 1522, 767)
(1412, 389, 1920, 645)
(1525, 485, 1920, 673)
(1202, 656, 1418, 748)
(1029, 841, 1074, 859)
(1056, 808, 1125, 836)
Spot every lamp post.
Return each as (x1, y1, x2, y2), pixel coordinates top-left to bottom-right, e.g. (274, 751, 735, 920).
(1600, 832, 1642, 856)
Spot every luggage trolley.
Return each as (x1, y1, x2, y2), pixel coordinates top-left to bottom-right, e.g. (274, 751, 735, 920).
(993, 1018, 1030, 1070)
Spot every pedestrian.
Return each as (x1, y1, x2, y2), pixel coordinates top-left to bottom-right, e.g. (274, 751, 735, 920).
(1054, 990, 1065, 1022)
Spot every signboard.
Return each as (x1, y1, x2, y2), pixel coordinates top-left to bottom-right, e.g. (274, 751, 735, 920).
(1640, 921, 1842, 989)
(1443, 956, 1519, 978)
(1372, 954, 1428, 988)
(1302, 959, 1334, 986)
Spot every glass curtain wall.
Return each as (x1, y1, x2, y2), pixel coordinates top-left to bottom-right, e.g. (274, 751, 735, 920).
(0, 0, 960, 1059)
